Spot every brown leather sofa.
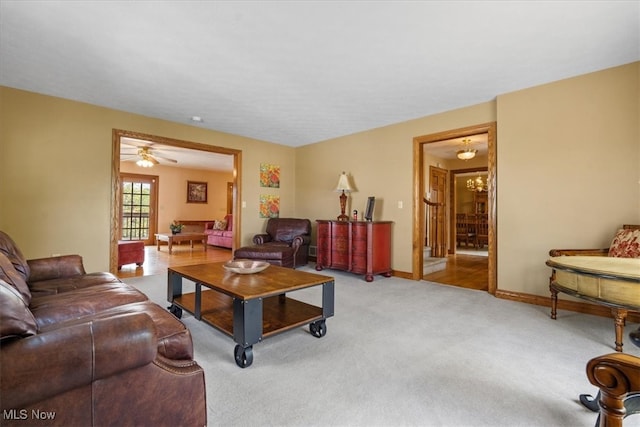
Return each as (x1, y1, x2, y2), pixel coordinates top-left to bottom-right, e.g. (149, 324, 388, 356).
(0, 231, 206, 426)
(233, 218, 311, 268)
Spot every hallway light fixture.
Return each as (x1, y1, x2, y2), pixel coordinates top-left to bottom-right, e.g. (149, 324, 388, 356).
(456, 138, 477, 160)
(467, 175, 486, 192)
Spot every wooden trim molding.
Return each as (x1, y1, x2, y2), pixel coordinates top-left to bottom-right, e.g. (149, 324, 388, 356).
(495, 289, 640, 324)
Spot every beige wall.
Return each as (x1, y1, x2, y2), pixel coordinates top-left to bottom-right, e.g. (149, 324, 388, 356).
(496, 62, 639, 295)
(0, 87, 296, 272)
(295, 103, 495, 272)
(1, 62, 638, 299)
(296, 62, 638, 297)
(119, 162, 233, 229)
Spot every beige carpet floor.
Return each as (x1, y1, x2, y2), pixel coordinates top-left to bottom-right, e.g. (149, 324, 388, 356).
(126, 265, 640, 427)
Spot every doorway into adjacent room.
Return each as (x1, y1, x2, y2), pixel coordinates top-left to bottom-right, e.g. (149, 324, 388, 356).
(412, 122, 496, 294)
(109, 129, 243, 274)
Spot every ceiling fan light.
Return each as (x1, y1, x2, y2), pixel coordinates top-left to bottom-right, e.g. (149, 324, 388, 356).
(136, 158, 154, 168)
(456, 149, 477, 160)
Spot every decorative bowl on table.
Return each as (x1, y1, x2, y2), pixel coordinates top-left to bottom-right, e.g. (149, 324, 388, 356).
(223, 259, 270, 274)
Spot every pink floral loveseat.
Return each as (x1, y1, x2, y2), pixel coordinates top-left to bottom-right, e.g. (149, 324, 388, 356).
(205, 214, 233, 249)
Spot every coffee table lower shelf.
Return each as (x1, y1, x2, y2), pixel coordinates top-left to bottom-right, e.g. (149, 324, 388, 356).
(173, 291, 324, 338)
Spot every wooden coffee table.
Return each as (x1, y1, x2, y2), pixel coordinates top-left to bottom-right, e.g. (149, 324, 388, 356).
(155, 232, 207, 254)
(167, 262, 335, 368)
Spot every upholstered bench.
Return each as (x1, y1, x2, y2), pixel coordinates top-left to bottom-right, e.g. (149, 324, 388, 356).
(118, 240, 145, 269)
(547, 255, 640, 352)
(234, 244, 295, 268)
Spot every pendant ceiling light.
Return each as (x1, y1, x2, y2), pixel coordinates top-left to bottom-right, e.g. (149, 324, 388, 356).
(456, 138, 477, 160)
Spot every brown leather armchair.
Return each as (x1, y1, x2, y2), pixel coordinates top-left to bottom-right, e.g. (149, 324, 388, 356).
(234, 218, 311, 268)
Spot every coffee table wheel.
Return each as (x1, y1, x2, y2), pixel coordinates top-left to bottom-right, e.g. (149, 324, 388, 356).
(234, 345, 253, 368)
(168, 304, 183, 319)
(309, 320, 327, 338)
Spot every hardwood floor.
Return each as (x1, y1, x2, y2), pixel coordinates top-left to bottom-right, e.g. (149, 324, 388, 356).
(422, 254, 489, 291)
(116, 243, 233, 279)
(117, 244, 489, 293)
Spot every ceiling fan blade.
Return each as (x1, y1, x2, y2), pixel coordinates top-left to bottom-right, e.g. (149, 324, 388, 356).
(152, 153, 178, 163)
(149, 156, 160, 165)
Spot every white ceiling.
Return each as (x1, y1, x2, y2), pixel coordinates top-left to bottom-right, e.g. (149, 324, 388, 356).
(119, 137, 234, 171)
(1, 1, 638, 151)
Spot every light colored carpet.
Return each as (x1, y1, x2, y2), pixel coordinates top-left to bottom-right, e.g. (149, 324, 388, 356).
(125, 266, 640, 427)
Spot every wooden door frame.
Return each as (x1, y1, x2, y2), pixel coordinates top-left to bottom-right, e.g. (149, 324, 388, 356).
(412, 122, 497, 294)
(110, 129, 242, 274)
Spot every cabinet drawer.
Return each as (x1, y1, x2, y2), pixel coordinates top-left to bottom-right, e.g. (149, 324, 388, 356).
(351, 253, 367, 274)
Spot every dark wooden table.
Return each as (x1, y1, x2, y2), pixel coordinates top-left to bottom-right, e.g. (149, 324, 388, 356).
(167, 262, 335, 368)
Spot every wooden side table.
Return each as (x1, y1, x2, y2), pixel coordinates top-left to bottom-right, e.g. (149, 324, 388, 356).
(155, 232, 207, 254)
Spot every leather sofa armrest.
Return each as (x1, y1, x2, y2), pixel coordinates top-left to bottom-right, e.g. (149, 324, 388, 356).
(548, 248, 609, 257)
(1, 312, 157, 410)
(27, 255, 86, 283)
(292, 235, 311, 249)
(253, 234, 272, 245)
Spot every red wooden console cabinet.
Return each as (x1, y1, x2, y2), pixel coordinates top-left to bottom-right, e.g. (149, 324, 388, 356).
(315, 220, 392, 282)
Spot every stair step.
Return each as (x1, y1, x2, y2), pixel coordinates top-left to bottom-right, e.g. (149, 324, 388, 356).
(423, 257, 447, 274)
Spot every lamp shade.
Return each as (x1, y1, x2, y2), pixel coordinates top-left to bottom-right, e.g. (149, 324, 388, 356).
(334, 172, 353, 192)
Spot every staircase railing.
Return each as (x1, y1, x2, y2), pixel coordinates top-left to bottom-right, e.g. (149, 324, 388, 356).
(424, 197, 445, 257)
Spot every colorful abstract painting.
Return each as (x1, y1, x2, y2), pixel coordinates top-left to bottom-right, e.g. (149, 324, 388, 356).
(260, 163, 280, 188)
(259, 195, 280, 218)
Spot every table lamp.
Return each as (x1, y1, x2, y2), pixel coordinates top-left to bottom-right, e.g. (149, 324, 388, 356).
(335, 172, 353, 221)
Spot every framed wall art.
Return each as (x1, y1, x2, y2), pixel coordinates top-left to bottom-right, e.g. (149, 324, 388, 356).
(259, 194, 280, 218)
(187, 181, 208, 203)
(260, 163, 280, 188)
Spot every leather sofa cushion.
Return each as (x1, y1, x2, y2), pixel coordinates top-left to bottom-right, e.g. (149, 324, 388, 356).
(39, 301, 194, 360)
(30, 282, 148, 329)
(29, 272, 122, 297)
(0, 230, 31, 282)
(235, 243, 293, 260)
(266, 218, 311, 243)
(0, 252, 31, 304)
(0, 279, 37, 340)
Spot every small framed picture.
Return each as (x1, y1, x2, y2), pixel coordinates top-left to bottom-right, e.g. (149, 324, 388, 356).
(364, 196, 375, 221)
(187, 181, 207, 203)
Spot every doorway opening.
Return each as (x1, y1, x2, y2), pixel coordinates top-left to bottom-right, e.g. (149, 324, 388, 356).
(109, 129, 242, 274)
(412, 122, 496, 294)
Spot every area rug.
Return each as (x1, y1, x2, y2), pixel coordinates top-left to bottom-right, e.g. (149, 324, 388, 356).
(125, 266, 639, 427)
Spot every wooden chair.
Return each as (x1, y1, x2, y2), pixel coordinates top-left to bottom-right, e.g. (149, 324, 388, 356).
(455, 213, 475, 247)
(475, 214, 489, 248)
(584, 353, 640, 427)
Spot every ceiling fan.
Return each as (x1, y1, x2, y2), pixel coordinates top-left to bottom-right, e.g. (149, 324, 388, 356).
(120, 142, 178, 167)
